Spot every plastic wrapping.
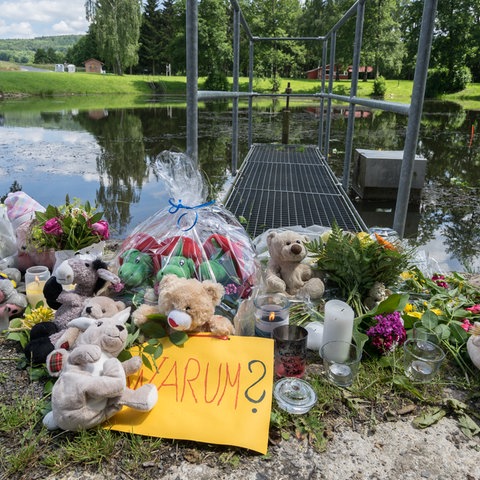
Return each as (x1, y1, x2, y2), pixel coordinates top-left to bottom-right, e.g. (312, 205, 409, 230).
(112, 152, 258, 319)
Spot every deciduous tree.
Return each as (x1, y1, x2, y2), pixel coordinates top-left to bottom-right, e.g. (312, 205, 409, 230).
(85, 0, 142, 75)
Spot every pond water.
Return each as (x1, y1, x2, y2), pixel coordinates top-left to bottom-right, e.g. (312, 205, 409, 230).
(0, 97, 479, 273)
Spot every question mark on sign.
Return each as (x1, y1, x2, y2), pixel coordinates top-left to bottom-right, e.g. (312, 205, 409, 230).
(244, 359, 267, 413)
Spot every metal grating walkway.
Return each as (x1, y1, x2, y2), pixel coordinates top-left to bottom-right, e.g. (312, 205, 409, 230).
(224, 144, 367, 239)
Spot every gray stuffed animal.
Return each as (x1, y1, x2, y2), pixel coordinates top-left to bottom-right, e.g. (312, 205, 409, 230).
(43, 307, 157, 431)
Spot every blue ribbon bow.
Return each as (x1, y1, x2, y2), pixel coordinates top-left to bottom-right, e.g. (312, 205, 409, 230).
(168, 198, 215, 231)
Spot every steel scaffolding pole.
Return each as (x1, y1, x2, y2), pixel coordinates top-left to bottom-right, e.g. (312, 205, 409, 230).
(186, 0, 198, 163)
(393, 0, 438, 237)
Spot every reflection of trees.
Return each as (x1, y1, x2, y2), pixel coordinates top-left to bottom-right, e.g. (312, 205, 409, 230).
(139, 104, 233, 200)
(76, 110, 147, 236)
(442, 205, 480, 270)
(415, 103, 480, 267)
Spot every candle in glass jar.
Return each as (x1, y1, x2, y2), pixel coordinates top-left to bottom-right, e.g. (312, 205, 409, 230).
(25, 266, 50, 308)
(254, 293, 290, 338)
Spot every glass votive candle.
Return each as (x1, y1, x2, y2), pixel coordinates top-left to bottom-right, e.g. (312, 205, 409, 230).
(403, 339, 445, 383)
(321, 341, 362, 387)
(25, 266, 51, 308)
(254, 293, 290, 338)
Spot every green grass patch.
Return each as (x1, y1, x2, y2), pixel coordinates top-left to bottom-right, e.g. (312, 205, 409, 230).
(1, 69, 480, 109)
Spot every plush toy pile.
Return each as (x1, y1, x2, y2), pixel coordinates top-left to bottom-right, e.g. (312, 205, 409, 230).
(43, 308, 158, 432)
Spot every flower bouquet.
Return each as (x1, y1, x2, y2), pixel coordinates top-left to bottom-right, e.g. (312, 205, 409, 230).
(307, 223, 413, 316)
(27, 196, 110, 253)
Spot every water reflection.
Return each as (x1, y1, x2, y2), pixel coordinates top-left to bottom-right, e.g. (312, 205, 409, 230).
(0, 98, 478, 272)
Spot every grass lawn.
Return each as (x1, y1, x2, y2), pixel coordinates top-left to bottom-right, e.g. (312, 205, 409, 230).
(1, 63, 480, 109)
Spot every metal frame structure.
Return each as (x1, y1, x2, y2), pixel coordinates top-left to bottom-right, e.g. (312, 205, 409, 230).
(186, 0, 438, 238)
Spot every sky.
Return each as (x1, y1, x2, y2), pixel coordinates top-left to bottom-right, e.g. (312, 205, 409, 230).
(0, 0, 90, 39)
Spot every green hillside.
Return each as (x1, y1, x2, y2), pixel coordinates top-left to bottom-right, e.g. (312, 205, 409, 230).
(0, 35, 83, 63)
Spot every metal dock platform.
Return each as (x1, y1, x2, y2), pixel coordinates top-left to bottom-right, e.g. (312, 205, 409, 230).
(224, 143, 367, 238)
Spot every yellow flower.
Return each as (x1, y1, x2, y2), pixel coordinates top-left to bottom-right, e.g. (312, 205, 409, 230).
(400, 271, 414, 280)
(408, 311, 423, 319)
(404, 303, 416, 313)
(431, 308, 443, 316)
(22, 306, 54, 329)
(320, 230, 332, 243)
(356, 232, 373, 247)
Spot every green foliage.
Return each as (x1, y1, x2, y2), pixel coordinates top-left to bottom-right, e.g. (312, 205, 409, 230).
(371, 75, 387, 98)
(134, 316, 189, 370)
(34, 47, 64, 64)
(198, 0, 232, 75)
(137, 0, 162, 74)
(203, 69, 230, 91)
(307, 223, 413, 316)
(0, 35, 81, 64)
(66, 29, 100, 66)
(426, 66, 473, 97)
(400, 269, 480, 380)
(87, 0, 142, 75)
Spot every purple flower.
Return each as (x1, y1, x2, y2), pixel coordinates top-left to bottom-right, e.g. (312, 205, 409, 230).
(43, 218, 63, 236)
(366, 311, 406, 354)
(91, 220, 110, 240)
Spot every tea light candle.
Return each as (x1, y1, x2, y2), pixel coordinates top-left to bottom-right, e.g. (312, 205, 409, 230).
(320, 300, 354, 359)
(305, 321, 324, 350)
(254, 293, 290, 338)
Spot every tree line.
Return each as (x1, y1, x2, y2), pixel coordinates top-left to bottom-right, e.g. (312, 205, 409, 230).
(40, 0, 480, 95)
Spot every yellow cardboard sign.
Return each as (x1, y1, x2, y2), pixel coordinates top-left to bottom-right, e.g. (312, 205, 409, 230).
(107, 335, 274, 454)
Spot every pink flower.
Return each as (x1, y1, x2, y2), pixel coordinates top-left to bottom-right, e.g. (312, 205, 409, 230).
(43, 218, 63, 236)
(466, 304, 480, 315)
(432, 274, 449, 289)
(461, 318, 473, 332)
(91, 220, 110, 240)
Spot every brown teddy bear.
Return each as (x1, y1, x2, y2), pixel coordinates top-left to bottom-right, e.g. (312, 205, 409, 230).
(265, 229, 325, 300)
(133, 274, 234, 336)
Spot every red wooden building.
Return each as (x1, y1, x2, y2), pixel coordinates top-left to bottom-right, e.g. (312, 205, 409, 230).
(306, 65, 373, 80)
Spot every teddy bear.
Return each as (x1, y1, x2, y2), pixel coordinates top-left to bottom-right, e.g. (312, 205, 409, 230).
(265, 229, 325, 300)
(43, 307, 158, 432)
(132, 274, 235, 336)
(81, 296, 127, 320)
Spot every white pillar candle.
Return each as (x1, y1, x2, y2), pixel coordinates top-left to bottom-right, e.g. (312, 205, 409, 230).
(320, 300, 354, 359)
(305, 321, 324, 351)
